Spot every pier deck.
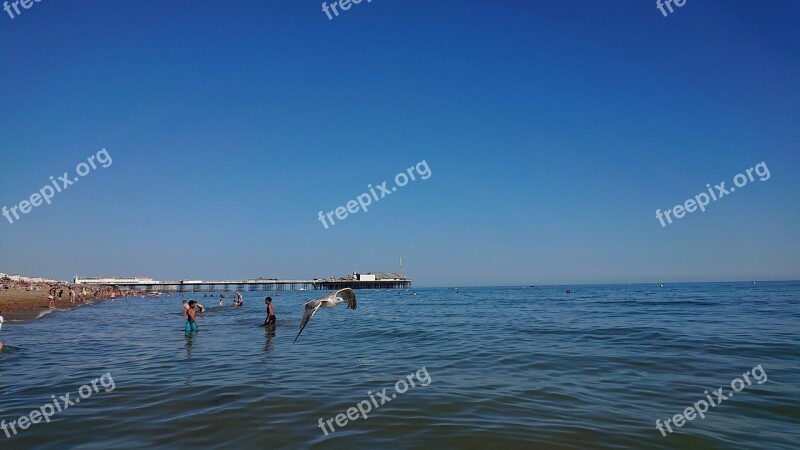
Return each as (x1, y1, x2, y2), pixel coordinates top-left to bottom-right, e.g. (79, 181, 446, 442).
(93, 279, 411, 292)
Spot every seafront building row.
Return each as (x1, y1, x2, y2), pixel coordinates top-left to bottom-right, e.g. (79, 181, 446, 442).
(0, 272, 62, 284)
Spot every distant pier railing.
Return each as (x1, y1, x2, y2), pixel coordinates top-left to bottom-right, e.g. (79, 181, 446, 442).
(314, 280, 411, 291)
(101, 279, 411, 292)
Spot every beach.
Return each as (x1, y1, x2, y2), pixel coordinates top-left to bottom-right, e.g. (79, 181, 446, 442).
(0, 284, 120, 321)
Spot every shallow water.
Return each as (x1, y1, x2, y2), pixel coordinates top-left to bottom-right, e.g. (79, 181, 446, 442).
(0, 283, 798, 449)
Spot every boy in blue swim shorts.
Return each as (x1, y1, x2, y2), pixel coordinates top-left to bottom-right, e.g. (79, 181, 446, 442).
(185, 300, 200, 332)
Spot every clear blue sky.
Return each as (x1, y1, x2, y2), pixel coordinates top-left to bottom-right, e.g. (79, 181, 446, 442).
(1, 0, 798, 286)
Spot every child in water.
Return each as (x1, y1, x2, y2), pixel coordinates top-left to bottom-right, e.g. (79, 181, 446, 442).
(264, 297, 276, 326)
(185, 300, 200, 332)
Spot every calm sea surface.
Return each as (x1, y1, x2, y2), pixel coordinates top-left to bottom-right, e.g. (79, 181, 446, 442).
(0, 282, 798, 449)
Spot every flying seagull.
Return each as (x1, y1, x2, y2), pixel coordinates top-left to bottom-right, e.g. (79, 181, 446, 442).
(294, 288, 357, 343)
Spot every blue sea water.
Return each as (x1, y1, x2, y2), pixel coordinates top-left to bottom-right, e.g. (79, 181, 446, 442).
(0, 282, 798, 449)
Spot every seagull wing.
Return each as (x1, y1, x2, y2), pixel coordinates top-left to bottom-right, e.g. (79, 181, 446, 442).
(335, 288, 357, 310)
(293, 289, 357, 343)
(294, 299, 322, 343)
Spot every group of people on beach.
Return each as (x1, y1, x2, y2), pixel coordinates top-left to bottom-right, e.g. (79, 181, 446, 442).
(0, 280, 113, 311)
(182, 293, 275, 332)
(45, 285, 126, 309)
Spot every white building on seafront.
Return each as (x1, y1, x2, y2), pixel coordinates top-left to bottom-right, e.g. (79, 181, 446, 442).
(2, 272, 62, 283)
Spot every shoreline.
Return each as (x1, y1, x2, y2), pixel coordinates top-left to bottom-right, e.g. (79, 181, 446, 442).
(0, 285, 120, 323)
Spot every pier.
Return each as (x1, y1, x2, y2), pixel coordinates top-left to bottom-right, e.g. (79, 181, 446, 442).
(74, 276, 411, 292)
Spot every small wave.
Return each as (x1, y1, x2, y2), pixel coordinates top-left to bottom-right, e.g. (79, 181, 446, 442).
(36, 309, 56, 319)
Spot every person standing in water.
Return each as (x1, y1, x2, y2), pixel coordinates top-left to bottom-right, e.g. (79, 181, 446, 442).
(48, 286, 57, 309)
(185, 300, 200, 332)
(264, 296, 276, 326)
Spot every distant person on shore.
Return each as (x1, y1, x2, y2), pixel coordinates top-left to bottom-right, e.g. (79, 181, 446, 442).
(264, 297, 276, 326)
(69, 288, 76, 303)
(185, 300, 200, 332)
(48, 286, 56, 309)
